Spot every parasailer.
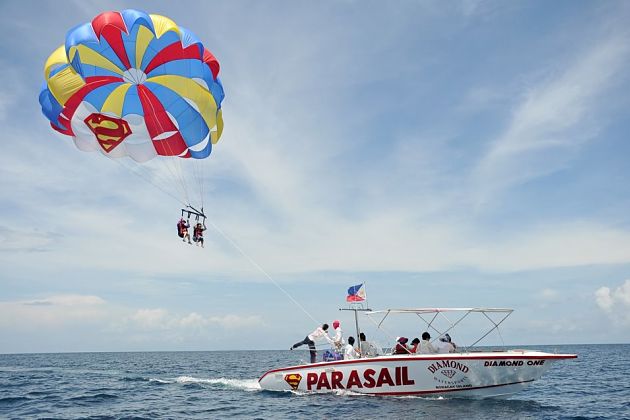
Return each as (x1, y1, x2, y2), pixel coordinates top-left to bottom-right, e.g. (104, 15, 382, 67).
(177, 218, 191, 244)
(192, 222, 206, 247)
(39, 9, 225, 243)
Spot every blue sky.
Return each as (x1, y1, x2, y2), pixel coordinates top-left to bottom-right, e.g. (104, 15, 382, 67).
(1, 0, 630, 353)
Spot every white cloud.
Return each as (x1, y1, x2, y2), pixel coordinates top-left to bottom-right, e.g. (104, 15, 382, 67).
(223, 219, 630, 273)
(0, 2, 628, 283)
(538, 288, 560, 301)
(0, 226, 58, 252)
(24, 295, 106, 306)
(595, 280, 630, 325)
(474, 32, 630, 202)
(595, 280, 630, 311)
(206, 314, 265, 329)
(0, 293, 266, 352)
(2, 2, 630, 350)
(457, 85, 509, 115)
(131, 308, 169, 329)
(595, 287, 614, 311)
(0, 294, 264, 332)
(179, 312, 206, 328)
(0, 294, 107, 328)
(127, 309, 265, 331)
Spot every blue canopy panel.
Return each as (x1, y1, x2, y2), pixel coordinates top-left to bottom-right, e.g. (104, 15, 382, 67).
(121, 85, 144, 116)
(39, 83, 64, 128)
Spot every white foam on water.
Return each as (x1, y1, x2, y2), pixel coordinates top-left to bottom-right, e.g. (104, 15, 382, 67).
(175, 376, 261, 391)
(149, 378, 173, 384)
(394, 395, 447, 400)
(332, 389, 372, 397)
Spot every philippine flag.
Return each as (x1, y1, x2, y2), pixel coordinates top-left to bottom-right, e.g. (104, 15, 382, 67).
(346, 284, 366, 302)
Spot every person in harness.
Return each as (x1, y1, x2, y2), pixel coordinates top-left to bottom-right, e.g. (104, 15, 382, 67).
(193, 222, 206, 248)
(177, 218, 191, 244)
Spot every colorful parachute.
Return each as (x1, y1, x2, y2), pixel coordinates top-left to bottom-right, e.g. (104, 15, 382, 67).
(39, 9, 225, 163)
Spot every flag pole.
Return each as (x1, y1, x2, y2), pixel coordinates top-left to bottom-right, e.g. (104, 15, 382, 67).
(354, 307, 361, 358)
(364, 281, 368, 311)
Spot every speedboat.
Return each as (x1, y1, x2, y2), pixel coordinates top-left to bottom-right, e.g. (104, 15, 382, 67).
(258, 308, 576, 397)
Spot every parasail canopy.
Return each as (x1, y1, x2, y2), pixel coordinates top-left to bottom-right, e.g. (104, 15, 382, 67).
(39, 9, 225, 164)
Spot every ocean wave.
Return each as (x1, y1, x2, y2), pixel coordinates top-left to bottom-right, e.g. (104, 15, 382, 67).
(0, 396, 30, 405)
(66, 393, 119, 403)
(120, 375, 152, 382)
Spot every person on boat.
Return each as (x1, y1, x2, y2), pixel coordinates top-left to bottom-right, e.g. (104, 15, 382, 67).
(192, 222, 206, 247)
(418, 332, 438, 354)
(436, 333, 457, 353)
(291, 323, 334, 363)
(331, 320, 344, 351)
(177, 218, 191, 244)
(343, 336, 360, 360)
(409, 337, 420, 353)
(359, 332, 381, 357)
(393, 336, 411, 354)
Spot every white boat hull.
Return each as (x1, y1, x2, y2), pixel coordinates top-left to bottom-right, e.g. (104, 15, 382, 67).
(258, 350, 576, 397)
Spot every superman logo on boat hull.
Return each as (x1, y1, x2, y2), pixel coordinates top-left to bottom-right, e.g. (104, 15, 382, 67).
(84, 113, 132, 152)
(284, 373, 302, 390)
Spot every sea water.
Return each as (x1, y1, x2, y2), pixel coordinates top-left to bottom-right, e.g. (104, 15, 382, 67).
(1, 344, 628, 419)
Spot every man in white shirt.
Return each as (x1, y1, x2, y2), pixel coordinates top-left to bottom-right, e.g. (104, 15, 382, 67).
(343, 336, 360, 360)
(435, 333, 456, 354)
(359, 332, 381, 357)
(419, 331, 438, 354)
(291, 323, 334, 363)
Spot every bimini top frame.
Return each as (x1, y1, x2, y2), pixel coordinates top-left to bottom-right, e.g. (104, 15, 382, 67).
(365, 308, 514, 351)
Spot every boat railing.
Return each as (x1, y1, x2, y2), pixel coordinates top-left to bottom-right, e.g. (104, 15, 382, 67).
(364, 307, 514, 353)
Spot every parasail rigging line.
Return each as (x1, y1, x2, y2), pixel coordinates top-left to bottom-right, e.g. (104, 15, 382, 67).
(206, 219, 320, 325)
(108, 156, 187, 207)
(111, 156, 319, 325)
(109, 156, 319, 325)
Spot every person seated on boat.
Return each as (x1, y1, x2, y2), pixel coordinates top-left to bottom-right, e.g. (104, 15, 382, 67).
(177, 218, 191, 244)
(343, 336, 360, 360)
(291, 323, 334, 363)
(359, 333, 381, 357)
(436, 333, 457, 353)
(409, 337, 420, 353)
(192, 222, 206, 247)
(393, 337, 411, 354)
(331, 320, 344, 351)
(418, 332, 438, 354)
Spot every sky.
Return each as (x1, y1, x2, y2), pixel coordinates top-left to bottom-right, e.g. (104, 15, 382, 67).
(1, 0, 630, 353)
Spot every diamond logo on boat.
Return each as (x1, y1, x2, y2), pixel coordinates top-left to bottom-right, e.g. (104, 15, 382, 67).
(284, 373, 302, 390)
(428, 360, 470, 387)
